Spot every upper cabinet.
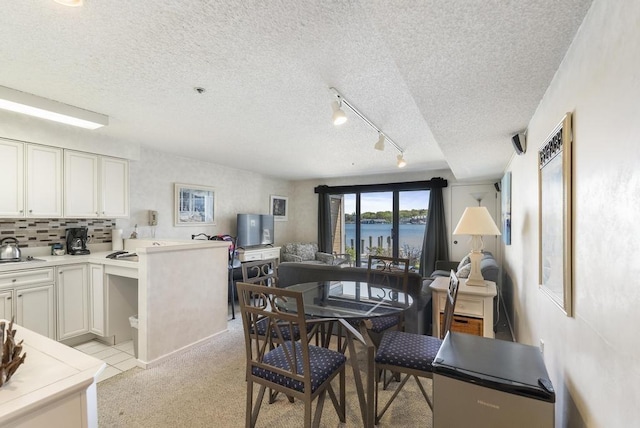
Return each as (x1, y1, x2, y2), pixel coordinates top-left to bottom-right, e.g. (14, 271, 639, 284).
(0, 140, 24, 217)
(64, 150, 129, 218)
(0, 139, 128, 219)
(0, 140, 62, 218)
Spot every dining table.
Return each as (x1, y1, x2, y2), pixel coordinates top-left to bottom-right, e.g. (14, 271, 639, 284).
(282, 279, 414, 428)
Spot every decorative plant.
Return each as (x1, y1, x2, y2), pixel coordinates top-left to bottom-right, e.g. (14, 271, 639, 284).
(0, 318, 27, 387)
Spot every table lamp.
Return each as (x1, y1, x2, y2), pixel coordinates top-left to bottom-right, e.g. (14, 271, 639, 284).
(453, 207, 501, 286)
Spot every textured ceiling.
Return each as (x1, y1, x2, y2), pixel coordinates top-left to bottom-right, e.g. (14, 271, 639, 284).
(0, 0, 592, 181)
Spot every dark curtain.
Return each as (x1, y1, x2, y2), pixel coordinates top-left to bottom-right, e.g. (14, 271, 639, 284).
(419, 187, 448, 276)
(317, 192, 332, 253)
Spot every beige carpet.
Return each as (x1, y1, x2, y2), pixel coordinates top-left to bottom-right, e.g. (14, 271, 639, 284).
(97, 315, 434, 427)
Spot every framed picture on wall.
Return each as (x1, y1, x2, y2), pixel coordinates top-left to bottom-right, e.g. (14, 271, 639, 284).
(270, 195, 288, 221)
(538, 113, 573, 316)
(501, 172, 512, 245)
(175, 183, 216, 226)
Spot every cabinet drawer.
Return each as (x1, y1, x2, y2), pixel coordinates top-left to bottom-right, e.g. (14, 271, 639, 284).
(438, 294, 484, 317)
(240, 252, 261, 262)
(261, 248, 280, 259)
(0, 268, 55, 288)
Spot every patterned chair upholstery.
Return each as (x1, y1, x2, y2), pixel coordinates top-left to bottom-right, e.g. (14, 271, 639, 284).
(237, 282, 346, 427)
(374, 270, 460, 424)
(280, 242, 349, 265)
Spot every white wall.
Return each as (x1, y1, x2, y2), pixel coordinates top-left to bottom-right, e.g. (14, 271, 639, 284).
(504, 1, 640, 426)
(117, 146, 295, 243)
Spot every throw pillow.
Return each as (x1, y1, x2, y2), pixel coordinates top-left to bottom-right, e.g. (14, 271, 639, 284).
(456, 263, 471, 278)
(457, 254, 471, 272)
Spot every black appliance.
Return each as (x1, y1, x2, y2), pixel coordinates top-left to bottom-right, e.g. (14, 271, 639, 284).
(432, 332, 555, 427)
(66, 227, 90, 255)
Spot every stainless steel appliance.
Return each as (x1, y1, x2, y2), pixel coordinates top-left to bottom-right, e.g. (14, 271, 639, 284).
(0, 237, 22, 261)
(66, 227, 90, 255)
(432, 332, 555, 427)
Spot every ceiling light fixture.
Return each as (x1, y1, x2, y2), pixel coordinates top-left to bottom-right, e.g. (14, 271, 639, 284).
(54, 0, 84, 6)
(329, 87, 407, 167)
(0, 86, 108, 130)
(331, 100, 347, 125)
(374, 133, 385, 151)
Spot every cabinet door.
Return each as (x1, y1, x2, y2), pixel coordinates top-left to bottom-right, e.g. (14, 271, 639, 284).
(89, 264, 105, 336)
(26, 144, 62, 217)
(64, 151, 99, 218)
(57, 264, 90, 340)
(15, 284, 55, 339)
(0, 140, 24, 217)
(101, 156, 129, 218)
(0, 290, 13, 320)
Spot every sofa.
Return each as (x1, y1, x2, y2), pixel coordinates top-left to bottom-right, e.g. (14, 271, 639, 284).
(430, 251, 499, 284)
(280, 242, 350, 265)
(278, 261, 433, 335)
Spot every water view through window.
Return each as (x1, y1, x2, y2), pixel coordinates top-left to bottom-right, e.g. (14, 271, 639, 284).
(338, 190, 429, 268)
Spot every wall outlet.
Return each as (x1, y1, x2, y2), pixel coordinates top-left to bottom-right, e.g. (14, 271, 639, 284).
(540, 339, 544, 355)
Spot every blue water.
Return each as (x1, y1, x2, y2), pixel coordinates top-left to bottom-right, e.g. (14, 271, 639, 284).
(344, 223, 425, 252)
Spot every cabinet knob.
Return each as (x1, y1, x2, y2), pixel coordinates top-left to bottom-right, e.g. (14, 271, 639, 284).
(29, 209, 33, 213)
(96, 212, 99, 215)
(19, 210, 23, 213)
(18, 295, 22, 298)
(6, 296, 11, 300)
(11, 279, 16, 282)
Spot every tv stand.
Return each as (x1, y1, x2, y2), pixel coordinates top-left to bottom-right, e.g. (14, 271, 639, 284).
(237, 245, 280, 263)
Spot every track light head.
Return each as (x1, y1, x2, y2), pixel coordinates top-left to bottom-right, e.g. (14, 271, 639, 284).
(331, 101, 347, 126)
(374, 133, 385, 151)
(396, 153, 407, 168)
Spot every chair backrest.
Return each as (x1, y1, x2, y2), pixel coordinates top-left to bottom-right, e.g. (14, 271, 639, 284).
(367, 255, 410, 295)
(236, 282, 312, 391)
(440, 270, 460, 339)
(241, 258, 279, 287)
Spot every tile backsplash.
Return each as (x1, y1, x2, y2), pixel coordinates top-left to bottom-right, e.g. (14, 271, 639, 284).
(0, 219, 114, 248)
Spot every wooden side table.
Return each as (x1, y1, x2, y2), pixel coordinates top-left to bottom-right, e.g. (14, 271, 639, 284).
(430, 276, 497, 338)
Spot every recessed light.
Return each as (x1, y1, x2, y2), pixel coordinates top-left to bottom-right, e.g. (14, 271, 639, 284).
(54, 0, 84, 7)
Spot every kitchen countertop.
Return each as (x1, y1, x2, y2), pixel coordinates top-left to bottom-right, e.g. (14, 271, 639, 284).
(0, 251, 138, 274)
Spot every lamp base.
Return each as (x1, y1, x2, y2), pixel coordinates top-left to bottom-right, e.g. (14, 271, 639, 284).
(465, 250, 487, 287)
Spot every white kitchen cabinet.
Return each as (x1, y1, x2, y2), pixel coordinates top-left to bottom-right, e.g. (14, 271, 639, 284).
(0, 268, 56, 339)
(0, 139, 24, 217)
(56, 264, 90, 340)
(0, 290, 13, 320)
(64, 150, 129, 218)
(0, 141, 62, 218)
(15, 284, 56, 339)
(26, 144, 63, 217)
(89, 263, 105, 336)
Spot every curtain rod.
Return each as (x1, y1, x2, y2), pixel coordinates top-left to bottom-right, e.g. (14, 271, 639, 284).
(314, 178, 447, 194)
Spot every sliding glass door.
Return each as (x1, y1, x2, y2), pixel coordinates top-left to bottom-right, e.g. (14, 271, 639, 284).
(334, 189, 429, 268)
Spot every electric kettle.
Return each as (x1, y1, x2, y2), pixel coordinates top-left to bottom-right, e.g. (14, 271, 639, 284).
(0, 237, 22, 261)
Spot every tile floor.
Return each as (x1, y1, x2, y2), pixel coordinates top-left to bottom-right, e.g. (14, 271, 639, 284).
(73, 339, 138, 383)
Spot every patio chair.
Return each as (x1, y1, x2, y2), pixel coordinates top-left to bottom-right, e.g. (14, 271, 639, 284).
(237, 282, 346, 428)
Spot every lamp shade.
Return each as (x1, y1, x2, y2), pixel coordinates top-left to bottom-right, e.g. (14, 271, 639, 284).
(453, 206, 501, 236)
(374, 133, 385, 151)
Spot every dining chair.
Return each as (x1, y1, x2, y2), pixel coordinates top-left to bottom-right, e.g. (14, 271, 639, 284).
(374, 270, 460, 424)
(236, 282, 346, 428)
(364, 255, 411, 347)
(241, 257, 279, 287)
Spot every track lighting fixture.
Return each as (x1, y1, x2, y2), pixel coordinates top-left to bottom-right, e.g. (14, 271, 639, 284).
(329, 87, 407, 168)
(374, 133, 385, 151)
(397, 153, 407, 168)
(331, 101, 347, 125)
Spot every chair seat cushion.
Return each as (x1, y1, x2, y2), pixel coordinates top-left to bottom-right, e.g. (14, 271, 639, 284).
(253, 342, 346, 393)
(369, 315, 400, 333)
(254, 318, 300, 341)
(375, 330, 442, 372)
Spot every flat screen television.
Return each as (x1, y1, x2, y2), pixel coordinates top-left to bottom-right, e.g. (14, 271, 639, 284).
(236, 214, 274, 248)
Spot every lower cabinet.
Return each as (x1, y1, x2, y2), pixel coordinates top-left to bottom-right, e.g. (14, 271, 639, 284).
(57, 264, 90, 340)
(89, 264, 105, 336)
(16, 284, 55, 339)
(0, 268, 56, 339)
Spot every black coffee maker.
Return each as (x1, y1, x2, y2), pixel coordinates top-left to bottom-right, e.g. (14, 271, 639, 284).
(66, 227, 90, 255)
